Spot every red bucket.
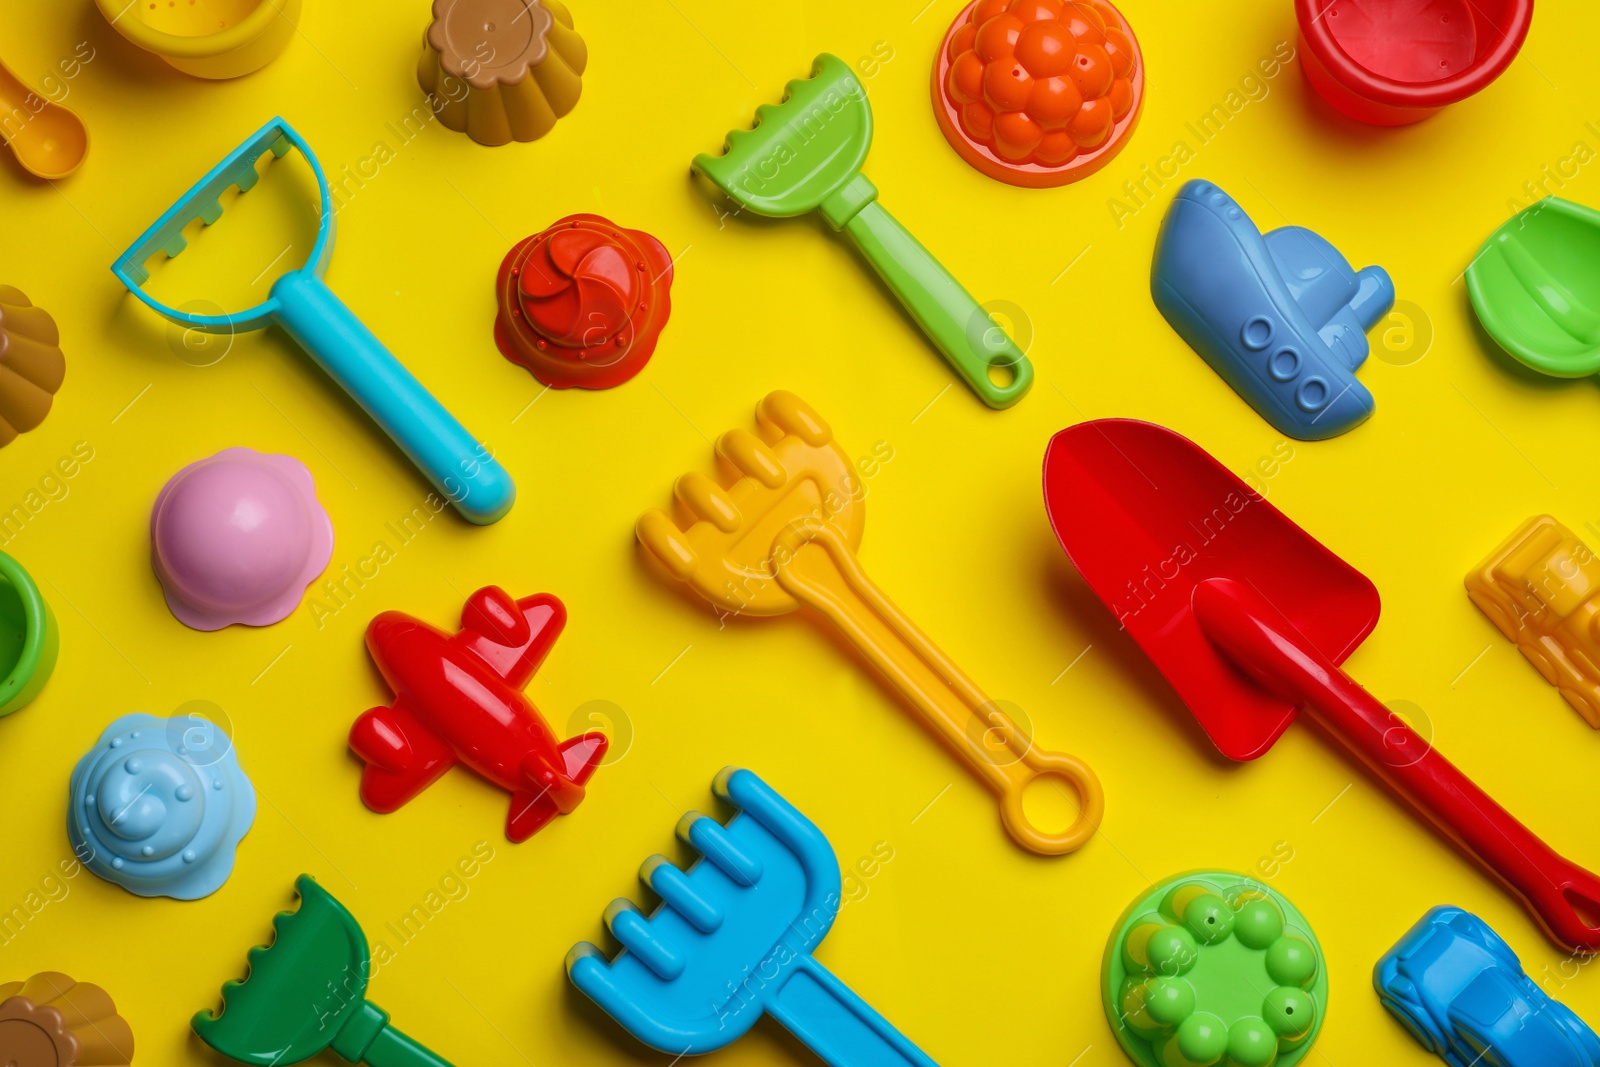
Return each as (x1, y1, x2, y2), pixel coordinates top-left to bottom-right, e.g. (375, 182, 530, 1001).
(1296, 0, 1533, 125)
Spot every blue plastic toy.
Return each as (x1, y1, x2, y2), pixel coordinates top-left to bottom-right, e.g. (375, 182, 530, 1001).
(566, 768, 939, 1066)
(68, 712, 256, 900)
(111, 118, 515, 525)
(1152, 179, 1395, 441)
(1375, 906, 1600, 1067)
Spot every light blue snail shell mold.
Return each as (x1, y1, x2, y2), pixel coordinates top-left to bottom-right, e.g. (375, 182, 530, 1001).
(68, 712, 255, 900)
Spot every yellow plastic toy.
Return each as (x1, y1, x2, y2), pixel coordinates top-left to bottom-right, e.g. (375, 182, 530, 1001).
(93, 0, 301, 79)
(1467, 514, 1600, 728)
(637, 391, 1104, 856)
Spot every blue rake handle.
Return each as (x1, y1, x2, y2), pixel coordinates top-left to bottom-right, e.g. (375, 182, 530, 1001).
(767, 954, 938, 1067)
(271, 271, 515, 525)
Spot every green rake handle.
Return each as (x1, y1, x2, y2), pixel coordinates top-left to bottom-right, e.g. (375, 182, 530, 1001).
(331, 1002, 456, 1067)
(823, 173, 1034, 409)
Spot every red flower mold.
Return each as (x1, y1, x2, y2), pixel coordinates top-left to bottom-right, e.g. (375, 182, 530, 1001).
(494, 214, 673, 390)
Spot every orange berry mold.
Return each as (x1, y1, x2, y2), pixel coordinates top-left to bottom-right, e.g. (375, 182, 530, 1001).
(932, 0, 1144, 188)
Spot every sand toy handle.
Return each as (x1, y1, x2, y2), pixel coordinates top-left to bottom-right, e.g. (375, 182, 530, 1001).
(271, 271, 516, 525)
(355, 1024, 454, 1067)
(765, 954, 939, 1067)
(824, 176, 1033, 410)
(1195, 577, 1600, 954)
(772, 520, 1102, 854)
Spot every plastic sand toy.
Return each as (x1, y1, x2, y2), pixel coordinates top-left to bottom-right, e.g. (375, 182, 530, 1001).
(68, 712, 256, 900)
(112, 118, 516, 524)
(639, 391, 1102, 855)
(195, 874, 456, 1065)
(694, 54, 1033, 409)
(151, 447, 334, 631)
(932, 0, 1143, 187)
(0, 286, 66, 446)
(1103, 871, 1327, 1067)
(1296, 0, 1534, 125)
(351, 586, 609, 842)
(0, 57, 87, 179)
(418, 0, 587, 145)
(1467, 197, 1600, 378)
(1466, 514, 1600, 728)
(1377, 907, 1600, 1067)
(93, 0, 301, 79)
(1045, 419, 1600, 953)
(1152, 180, 1394, 441)
(0, 548, 57, 717)
(0, 973, 134, 1066)
(494, 214, 673, 389)
(568, 767, 940, 1066)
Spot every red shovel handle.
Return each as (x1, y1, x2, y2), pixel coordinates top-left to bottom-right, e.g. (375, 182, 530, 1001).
(1193, 577, 1600, 954)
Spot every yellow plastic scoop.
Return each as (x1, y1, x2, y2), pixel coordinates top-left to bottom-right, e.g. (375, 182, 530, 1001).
(0, 56, 86, 180)
(637, 391, 1103, 855)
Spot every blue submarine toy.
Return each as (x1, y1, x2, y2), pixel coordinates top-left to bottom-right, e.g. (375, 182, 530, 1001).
(68, 712, 256, 900)
(1152, 179, 1395, 441)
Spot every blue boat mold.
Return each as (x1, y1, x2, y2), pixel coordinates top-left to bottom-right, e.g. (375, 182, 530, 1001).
(1152, 179, 1395, 441)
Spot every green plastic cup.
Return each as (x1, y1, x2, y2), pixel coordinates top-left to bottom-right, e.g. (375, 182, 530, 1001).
(0, 549, 57, 716)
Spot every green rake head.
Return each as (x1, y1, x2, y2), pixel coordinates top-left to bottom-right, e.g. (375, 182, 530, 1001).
(693, 54, 874, 219)
(191, 875, 375, 1065)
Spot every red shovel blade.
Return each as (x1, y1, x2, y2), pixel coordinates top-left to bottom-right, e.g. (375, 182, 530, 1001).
(1042, 420, 1381, 761)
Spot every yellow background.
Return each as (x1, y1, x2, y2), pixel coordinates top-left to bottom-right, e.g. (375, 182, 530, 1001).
(2, 1, 1599, 1064)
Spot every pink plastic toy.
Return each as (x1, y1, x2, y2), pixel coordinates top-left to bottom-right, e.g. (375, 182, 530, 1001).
(151, 447, 333, 630)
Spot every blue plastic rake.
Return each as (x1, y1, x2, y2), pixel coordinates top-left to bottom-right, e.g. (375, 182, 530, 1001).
(567, 768, 939, 1066)
(111, 117, 515, 525)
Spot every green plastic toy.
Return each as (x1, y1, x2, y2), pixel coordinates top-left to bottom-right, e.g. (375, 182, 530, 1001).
(1102, 871, 1328, 1067)
(693, 53, 1034, 410)
(1468, 197, 1600, 377)
(193, 875, 454, 1067)
(0, 548, 56, 717)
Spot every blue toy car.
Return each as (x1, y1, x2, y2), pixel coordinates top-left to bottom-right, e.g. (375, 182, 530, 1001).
(1375, 906, 1600, 1067)
(1152, 179, 1394, 441)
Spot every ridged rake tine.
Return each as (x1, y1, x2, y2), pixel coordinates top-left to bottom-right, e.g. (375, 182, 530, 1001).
(603, 900, 684, 980)
(642, 855, 723, 933)
(677, 812, 762, 886)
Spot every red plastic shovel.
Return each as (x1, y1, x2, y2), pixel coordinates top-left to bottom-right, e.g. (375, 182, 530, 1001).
(1043, 418, 1600, 954)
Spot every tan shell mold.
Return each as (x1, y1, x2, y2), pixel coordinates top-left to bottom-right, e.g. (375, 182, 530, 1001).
(0, 286, 65, 448)
(0, 972, 134, 1066)
(418, 0, 588, 146)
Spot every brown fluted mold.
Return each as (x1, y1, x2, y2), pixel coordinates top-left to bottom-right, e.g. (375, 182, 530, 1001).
(418, 0, 587, 147)
(0, 972, 134, 1066)
(0, 286, 65, 447)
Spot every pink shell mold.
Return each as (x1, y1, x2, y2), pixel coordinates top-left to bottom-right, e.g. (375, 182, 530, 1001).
(151, 447, 333, 631)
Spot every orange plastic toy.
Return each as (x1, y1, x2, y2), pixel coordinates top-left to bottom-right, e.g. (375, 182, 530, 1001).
(637, 391, 1104, 856)
(933, 0, 1144, 188)
(1467, 515, 1600, 729)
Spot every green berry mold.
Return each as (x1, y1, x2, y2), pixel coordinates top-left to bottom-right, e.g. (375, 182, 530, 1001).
(1101, 870, 1328, 1067)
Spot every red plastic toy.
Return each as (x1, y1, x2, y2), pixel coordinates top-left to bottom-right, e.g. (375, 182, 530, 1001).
(1043, 420, 1600, 954)
(349, 586, 609, 842)
(494, 213, 674, 390)
(1296, 0, 1533, 126)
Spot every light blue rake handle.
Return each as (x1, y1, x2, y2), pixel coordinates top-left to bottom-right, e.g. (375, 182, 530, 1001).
(767, 955, 938, 1067)
(271, 271, 515, 525)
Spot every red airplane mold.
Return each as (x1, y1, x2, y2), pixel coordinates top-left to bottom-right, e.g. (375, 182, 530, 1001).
(350, 586, 609, 842)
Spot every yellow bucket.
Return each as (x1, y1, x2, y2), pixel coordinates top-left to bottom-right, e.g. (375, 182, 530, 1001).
(94, 0, 301, 80)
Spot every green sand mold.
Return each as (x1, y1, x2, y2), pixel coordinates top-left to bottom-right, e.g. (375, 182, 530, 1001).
(1102, 871, 1328, 1067)
(0, 549, 56, 716)
(1468, 197, 1600, 378)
